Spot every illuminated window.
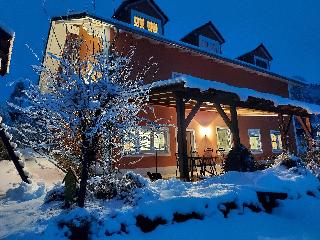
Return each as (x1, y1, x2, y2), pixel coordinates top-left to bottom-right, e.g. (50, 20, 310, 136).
(133, 16, 145, 29)
(147, 20, 158, 33)
(248, 129, 262, 153)
(270, 130, 282, 153)
(131, 10, 162, 34)
(199, 35, 220, 54)
(216, 127, 232, 152)
(124, 127, 169, 155)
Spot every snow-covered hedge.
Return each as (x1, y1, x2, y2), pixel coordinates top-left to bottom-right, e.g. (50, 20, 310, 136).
(14, 162, 316, 239)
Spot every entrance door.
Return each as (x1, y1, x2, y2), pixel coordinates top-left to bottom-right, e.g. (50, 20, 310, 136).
(186, 129, 196, 157)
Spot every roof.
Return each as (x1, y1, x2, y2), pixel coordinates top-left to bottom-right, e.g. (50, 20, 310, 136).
(238, 43, 273, 61)
(50, 13, 306, 87)
(150, 75, 320, 115)
(113, 0, 169, 24)
(181, 21, 226, 44)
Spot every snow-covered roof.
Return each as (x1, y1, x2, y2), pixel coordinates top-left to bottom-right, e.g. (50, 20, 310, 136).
(151, 75, 320, 115)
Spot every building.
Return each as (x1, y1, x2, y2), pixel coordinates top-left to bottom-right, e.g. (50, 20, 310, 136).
(39, 0, 317, 179)
(0, 26, 14, 76)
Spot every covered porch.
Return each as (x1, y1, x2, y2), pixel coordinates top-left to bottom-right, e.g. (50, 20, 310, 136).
(149, 76, 318, 181)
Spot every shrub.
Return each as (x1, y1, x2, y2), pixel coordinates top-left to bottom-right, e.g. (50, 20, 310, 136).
(223, 145, 255, 172)
(88, 172, 146, 204)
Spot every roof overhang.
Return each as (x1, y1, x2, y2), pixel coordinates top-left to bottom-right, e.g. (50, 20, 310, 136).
(149, 76, 319, 117)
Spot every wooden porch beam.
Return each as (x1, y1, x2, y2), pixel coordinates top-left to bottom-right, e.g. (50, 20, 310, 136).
(185, 100, 203, 128)
(278, 113, 289, 151)
(296, 116, 313, 149)
(284, 115, 293, 135)
(175, 94, 190, 181)
(296, 116, 312, 138)
(212, 100, 232, 130)
(230, 105, 241, 148)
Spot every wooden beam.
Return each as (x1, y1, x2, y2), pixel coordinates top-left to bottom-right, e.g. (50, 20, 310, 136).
(284, 115, 293, 135)
(278, 113, 289, 151)
(185, 100, 202, 127)
(230, 105, 240, 148)
(212, 100, 232, 130)
(296, 116, 312, 138)
(175, 94, 189, 181)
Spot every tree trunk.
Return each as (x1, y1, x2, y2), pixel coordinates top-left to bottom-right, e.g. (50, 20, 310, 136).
(77, 137, 95, 207)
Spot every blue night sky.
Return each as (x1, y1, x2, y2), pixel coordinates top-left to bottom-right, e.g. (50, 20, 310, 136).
(152, 0, 320, 83)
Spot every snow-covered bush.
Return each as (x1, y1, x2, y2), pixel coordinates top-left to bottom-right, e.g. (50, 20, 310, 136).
(300, 139, 320, 179)
(274, 152, 305, 169)
(223, 145, 255, 172)
(44, 183, 65, 204)
(88, 172, 147, 204)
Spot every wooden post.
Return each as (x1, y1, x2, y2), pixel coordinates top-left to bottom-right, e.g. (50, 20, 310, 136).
(278, 113, 290, 151)
(296, 116, 313, 148)
(176, 94, 189, 181)
(230, 105, 240, 148)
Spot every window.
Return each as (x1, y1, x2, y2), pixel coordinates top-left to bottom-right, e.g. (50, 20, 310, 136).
(124, 127, 170, 155)
(254, 55, 269, 69)
(216, 127, 232, 152)
(131, 10, 162, 34)
(248, 129, 262, 153)
(199, 35, 220, 54)
(270, 130, 282, 153)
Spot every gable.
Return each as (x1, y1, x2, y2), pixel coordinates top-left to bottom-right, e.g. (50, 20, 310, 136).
(181, 21, 225, 45)
(253, 45, 273, 61)
(237, 44, 273, 69)
(181, 22, 225, 54)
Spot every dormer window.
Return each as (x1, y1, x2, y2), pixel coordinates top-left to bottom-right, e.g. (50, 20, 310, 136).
(131, 10, 162, 34)
(181, 21, 225, 54)
(254, 55, 269, 69)
(199, 35, 221, 54)
(237, 43, 273, 70)
(0, 27, 14, 76)
(113, 0, 169, 36)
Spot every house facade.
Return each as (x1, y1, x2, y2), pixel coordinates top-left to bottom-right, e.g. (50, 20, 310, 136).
(40, 0, 314, 177)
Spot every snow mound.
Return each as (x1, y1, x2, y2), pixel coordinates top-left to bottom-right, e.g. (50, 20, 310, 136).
(5, 182, 46, 202)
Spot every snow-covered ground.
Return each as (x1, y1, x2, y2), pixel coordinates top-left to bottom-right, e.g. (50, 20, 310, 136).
(1, 157, 320, 240)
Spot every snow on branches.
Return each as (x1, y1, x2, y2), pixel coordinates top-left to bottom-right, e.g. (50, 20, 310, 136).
(9, 38, 159, 206)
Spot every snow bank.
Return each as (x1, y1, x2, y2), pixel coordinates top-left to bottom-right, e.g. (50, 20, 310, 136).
(1, 163, 320, 239)
(5, 182, 46, 202)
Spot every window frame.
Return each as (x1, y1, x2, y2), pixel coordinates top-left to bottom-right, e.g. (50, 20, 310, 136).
(216, 126, 232, 153)
(124, 126, 170, 156)
(198, 35, 221, 54)
(254, 55, 270, 69)
(131, 9, 162, 35)
(248, 129, 263, 154)
(270, 130, 282, 153)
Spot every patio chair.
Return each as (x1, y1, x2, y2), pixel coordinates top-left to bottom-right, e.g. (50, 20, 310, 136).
(202, 148, 217, 176)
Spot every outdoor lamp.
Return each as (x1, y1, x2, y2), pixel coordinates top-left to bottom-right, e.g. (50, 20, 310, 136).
(200, 126, 211, 138)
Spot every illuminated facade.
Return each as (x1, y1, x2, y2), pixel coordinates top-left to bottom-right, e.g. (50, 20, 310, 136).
(41, 0, 309, 177)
